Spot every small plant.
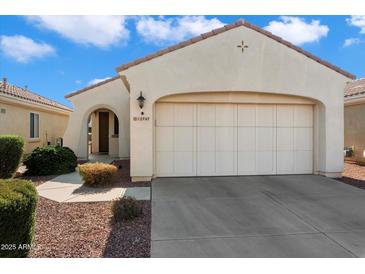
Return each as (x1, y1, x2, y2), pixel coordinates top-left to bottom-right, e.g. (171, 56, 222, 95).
(79, 162, 118, 187)
(24, 146, 77, 175)
(0, 135, 24, 179)
(112, 196, 142, 222)
(0, 179, 38, 257)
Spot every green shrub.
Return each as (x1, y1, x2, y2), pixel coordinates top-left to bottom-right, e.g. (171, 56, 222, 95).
(24, 146, 77, 175)
(112, 196, 142, 222)
(0, 179, 38, 257)
(0, 135, 24, 179)
(79, 162, 118, 187)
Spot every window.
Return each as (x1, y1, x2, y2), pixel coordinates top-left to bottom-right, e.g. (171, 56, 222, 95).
(114, 114, 119, 135)
(30, 113, 39, 138)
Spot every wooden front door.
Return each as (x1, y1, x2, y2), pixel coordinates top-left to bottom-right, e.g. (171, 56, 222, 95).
(99, 112, 109, 152)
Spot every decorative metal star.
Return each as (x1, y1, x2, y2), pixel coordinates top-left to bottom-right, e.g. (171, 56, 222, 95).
(237, 41, 249, 53)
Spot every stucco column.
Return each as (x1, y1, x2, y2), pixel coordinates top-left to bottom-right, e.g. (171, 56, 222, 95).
(130, 89, 154, 182)
(321, 103, 344, 177)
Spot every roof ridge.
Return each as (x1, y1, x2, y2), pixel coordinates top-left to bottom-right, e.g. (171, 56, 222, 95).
(0, 81, 72, 112)
(115, 18, 355, 79)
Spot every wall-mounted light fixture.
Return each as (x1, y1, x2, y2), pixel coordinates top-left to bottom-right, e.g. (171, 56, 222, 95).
(137, 91, 146, 115)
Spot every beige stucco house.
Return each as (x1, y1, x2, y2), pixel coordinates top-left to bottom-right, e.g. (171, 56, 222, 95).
(344, 79, 365, 162)
(63, 19, 355, 182)
(0, 79, 72, 154)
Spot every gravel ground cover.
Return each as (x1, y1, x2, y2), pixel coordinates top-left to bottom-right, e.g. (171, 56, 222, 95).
(29, 198, 150, 258)
(337, 162, 365, 190)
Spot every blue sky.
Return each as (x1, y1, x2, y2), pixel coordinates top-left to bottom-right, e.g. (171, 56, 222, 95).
(1, 15, 365, 107)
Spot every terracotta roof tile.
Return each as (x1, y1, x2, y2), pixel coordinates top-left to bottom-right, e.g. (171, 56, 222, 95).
(65, 76, 120, 99)
(116, 19, 355, 79)
(0, 81, 72, 112)
(345, 79, 365, 98)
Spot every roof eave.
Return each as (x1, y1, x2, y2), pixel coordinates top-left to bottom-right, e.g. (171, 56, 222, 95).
(65, 76, 120, 99)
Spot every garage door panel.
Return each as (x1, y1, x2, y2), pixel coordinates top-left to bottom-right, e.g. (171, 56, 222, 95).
(238, 127, 255, 151)
(294, 128, 313, 151)
(238, 151, 256, 174)
(295, 151, 313, 173)
(156, 103, 174, 126)
(256, 127, 275, 151)
(256, 151, 275, 174)
(174, 152, 195, 175)
(197, 104, 215, 126)
(277, 128, 293, 151)
(215, 104, 236, 126)
(156, 127, 173, 151)
(294, 105, 313, 127)
(174, 104, 195, 126)
(197, 151, 215, 175)
(216, 152, 236, 174)
(277, 151, 295, 174)
(174, 127, 194, 152)
(238, 105, 256, 126)
(197, 127, 215, 151)
(277, 105, 294, 127)
(256, 105, 276, 127)
(216, 127, 235, 151)
(156, 151, 174, 175)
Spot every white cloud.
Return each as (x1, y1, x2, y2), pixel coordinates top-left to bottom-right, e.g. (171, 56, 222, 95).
(27, 16, 129, 48)
(346, 16, 365, 33)
(75, 80, 82, 85)
(87, 77, 111, 86)
(0, 35, 55, 63)
(136, 16, 225, 45)
(343, 38, 362, 47)
(264, 16, 329, 46)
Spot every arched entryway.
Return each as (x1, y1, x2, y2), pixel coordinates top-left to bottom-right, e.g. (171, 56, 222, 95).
(86, 107, 120, 160)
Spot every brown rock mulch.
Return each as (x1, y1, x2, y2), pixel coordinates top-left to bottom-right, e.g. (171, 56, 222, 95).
(336, 162, 365, 190)
(103, 201, 151, 258)
(112, 160, 150, 188)
(29, 197, 151, 258)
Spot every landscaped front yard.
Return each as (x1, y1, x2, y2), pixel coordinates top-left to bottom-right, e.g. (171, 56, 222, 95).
(19, 160, 151, 258)
(29, 193, 150, 258)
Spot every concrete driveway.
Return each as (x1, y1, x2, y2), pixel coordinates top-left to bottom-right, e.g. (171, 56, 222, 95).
(151, 175, 365, 257)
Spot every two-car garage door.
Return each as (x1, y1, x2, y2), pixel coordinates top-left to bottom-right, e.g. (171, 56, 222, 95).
(155, 103, 313, 177)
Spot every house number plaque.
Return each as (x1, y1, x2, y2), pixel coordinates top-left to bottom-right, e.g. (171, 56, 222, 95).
(133, 116, 150, 121)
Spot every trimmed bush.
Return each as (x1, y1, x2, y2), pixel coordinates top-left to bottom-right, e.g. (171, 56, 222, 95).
(0, 135, 24, 179)
(0, 179, 38, 257)
(79, 162, 118, 187)
(112, 196, 142, 222)
(24, 146, 77, 175)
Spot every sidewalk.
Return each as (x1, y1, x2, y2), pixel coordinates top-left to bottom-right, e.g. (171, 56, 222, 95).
(37, 170, 150, 203)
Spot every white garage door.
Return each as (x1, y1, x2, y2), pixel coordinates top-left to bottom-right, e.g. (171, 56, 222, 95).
(155, 103, 313, 177)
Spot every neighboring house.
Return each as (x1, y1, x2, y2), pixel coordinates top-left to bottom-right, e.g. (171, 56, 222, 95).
(63, 19, 355, 182)
(0, 78, 72, 154)
(344, 79, 365, 162)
